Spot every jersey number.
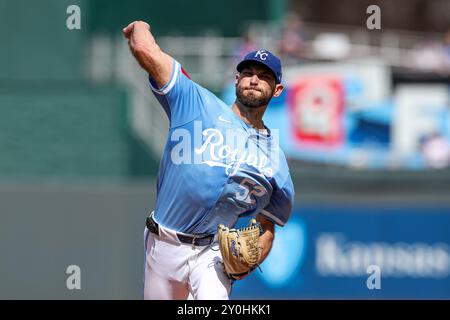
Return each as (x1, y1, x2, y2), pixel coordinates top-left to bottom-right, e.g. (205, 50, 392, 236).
(235, 178, 266, 205)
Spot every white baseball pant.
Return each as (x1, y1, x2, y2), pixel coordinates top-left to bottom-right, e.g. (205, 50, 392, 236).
(143, 224, 232, 300)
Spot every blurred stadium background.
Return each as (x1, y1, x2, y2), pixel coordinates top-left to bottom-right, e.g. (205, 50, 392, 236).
(1, 0, 450, 299)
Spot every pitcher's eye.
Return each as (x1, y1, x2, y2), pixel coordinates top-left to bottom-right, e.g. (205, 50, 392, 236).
(260, 73, 274, 81)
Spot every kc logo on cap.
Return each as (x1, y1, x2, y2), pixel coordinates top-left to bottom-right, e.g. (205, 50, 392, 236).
(255, 50, 269, 61)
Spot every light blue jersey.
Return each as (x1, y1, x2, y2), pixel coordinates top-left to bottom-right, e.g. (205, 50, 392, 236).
(149, 58, 294, 234)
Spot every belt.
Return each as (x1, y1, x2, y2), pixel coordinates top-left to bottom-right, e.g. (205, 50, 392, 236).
(146, 214, 215, 247)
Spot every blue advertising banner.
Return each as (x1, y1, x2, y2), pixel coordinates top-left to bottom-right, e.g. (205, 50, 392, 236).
(232, 203, 450, 299)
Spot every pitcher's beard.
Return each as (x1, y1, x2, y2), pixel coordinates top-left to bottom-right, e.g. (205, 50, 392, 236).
(236, 87, 273, 108)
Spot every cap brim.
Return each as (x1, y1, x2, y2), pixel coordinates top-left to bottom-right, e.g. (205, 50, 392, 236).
(236, 59, 280, 84)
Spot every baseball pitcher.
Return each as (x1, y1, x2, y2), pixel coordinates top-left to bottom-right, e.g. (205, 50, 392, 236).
(123, 21, 294, 300)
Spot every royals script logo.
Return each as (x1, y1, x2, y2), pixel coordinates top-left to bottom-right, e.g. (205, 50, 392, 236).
(170, 121, 279, 177)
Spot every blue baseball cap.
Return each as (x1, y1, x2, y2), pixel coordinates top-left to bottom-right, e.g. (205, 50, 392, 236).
(236, 49, 282, 84)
